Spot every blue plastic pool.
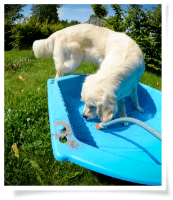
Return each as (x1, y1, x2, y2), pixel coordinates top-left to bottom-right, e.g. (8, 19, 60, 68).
(47, 74, 162, 185)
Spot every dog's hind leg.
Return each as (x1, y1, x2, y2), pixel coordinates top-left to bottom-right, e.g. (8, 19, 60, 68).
(131, 86, 144, 112)
(54, 42, 84, 78)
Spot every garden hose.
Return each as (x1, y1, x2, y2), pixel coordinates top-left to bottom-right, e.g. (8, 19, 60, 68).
(95, 117, 162, 141)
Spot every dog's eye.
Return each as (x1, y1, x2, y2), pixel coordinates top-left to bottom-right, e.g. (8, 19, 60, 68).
(89, 106, 95, 109)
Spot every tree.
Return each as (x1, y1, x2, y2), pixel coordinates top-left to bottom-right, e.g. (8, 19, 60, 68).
(90, 4, 108, 25)
(91, 4, 161, 72)
(90, 4, 108, 18)
(31, 4, 62, 23)
(4, 4, 26, 22)
(105, 4, 126, 32)
(70, 20, 81, 25)
(145, 5, 162, 71)
(124, 4, 161, 72)
(146, 5, 161, 54)
(4, 4, 26, 50)
(125, 4, 149, 37)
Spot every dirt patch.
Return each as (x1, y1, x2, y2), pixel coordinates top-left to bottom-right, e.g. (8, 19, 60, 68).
(53, 121, 79, 148)
(67, 140, 79, 148)
(52, 134, 60, 140)
(54, 121, 73, 137)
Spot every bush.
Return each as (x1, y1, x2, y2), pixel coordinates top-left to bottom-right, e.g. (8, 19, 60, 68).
(4, 19, 14, 50)
(10, 17, 70, 50)
(103, 4, 161, 73)
(124, 5, 161, 73)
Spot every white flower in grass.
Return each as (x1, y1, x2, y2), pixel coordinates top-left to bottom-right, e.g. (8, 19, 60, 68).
(27, 118, 30, 122)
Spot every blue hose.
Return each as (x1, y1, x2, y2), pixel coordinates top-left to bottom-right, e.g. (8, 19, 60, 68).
(96, 117, 162, 141)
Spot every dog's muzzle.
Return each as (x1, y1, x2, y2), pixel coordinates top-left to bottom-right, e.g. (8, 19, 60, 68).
(82, 113, 88, 119)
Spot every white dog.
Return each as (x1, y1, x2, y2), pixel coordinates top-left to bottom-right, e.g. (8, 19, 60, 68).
(33, 24, 145, 124)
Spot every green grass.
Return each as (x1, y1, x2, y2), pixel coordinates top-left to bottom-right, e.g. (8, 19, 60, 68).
(4, 50, 161, 186)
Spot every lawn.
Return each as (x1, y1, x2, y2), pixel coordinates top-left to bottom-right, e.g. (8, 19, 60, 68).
(4, 50, 161, 186)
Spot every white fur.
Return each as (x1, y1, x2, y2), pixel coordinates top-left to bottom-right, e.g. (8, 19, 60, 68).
(33, 24, 145, 123)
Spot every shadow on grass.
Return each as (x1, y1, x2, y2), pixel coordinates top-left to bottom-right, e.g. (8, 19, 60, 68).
(91, 171, 144, 186)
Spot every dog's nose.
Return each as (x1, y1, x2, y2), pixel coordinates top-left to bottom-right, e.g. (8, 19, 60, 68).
(82, 114, 88, 118)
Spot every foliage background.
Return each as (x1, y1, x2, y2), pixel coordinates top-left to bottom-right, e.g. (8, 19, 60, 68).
(4, 4, 80, 51)
(94, 4, 162, 73)
(5, 4, 161, 72)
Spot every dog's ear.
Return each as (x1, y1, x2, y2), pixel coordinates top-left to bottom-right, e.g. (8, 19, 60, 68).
(97, 93, 116, 123)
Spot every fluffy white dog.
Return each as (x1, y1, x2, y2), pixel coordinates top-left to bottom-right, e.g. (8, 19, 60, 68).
(33, 24, 145, 124)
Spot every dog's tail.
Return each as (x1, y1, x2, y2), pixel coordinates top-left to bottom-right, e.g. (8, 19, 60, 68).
(33, 37, 54, 59)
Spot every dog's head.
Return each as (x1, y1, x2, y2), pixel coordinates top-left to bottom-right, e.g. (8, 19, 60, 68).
(81, 75, 116, 123)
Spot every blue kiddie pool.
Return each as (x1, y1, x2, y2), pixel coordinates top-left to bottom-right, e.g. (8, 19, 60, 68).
(47, 74, 162, 185)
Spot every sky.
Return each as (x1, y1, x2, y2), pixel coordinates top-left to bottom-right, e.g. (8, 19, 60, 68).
(21, 4, 159, 23)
